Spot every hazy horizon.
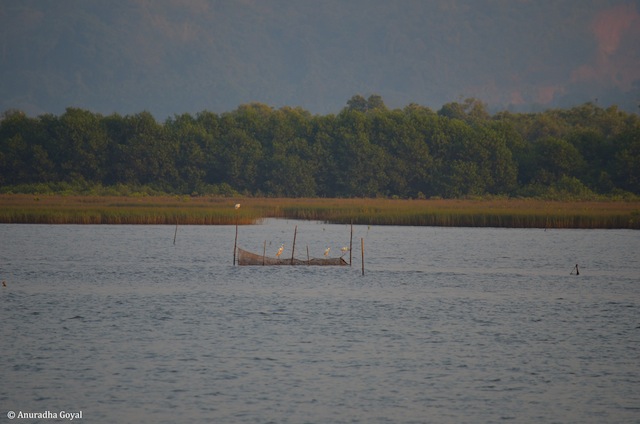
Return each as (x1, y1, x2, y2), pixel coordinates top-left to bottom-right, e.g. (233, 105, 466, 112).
(2, 0, 639, 119)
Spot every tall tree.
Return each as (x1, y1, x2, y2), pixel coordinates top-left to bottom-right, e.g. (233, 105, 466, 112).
(531, 136, 584, 184)
(53, 108, 109, 183)
(165, 113, 208, 193)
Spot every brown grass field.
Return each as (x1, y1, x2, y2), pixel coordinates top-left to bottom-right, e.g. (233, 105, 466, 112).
(0, 194, 639, 228)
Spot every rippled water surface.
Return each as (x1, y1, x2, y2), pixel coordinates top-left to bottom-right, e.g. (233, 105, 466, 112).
(1, 221, 639, 423)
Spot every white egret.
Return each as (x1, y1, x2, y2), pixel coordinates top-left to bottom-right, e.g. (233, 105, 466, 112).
(340, 246, 349, 256)
(324, 247, 331, 257)
(234, 203, 241, 209)
(276, 244, 285, 257)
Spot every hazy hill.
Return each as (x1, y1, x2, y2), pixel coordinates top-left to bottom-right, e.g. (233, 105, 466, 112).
(1, 0, 639, 119)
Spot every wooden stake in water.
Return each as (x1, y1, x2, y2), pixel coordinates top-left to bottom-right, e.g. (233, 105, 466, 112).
(233, 203, 240, 265)
(233, 219, 239, 266)
(291, 225, 298, 265)
(262, 240, 266, 266)
(173, 218, 178, 245)
(571, 264, 580, 275)
(361, 237, 365, 276)
(349, 221, 353, 266)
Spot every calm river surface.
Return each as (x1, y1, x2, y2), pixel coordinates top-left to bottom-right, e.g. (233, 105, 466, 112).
(1, 220, 639, 423)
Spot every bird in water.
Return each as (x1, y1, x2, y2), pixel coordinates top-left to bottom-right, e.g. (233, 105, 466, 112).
(324, 247, 331, 257)
(276, 244, 285, 257)
(2, 281, 6, 287)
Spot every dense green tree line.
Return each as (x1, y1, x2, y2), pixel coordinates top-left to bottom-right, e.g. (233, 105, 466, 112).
(1, 96, 639, 198)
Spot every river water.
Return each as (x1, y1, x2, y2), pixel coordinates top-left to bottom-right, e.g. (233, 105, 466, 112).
(1, 221, 638, 423)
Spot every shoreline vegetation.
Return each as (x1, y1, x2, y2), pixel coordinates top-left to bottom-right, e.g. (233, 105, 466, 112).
(1, 194, 638, 229)
(3, 101, 639, 202)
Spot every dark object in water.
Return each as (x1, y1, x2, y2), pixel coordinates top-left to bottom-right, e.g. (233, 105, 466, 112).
(571, 264, 580, 275)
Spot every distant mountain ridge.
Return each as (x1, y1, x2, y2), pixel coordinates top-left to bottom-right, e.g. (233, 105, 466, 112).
(1, 0, 639, 119)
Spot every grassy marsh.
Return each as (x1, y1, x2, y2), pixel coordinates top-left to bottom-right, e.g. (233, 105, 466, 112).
(1, 195, 639, 229)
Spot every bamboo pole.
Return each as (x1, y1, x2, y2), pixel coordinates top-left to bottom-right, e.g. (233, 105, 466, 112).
(307, 246, 310, 264)
(173, 218, 178, 245)
(361, 237, 365, 276)
(349, 221, 353, 266)
(233, 220, 238, 265)
(262, 240, 266, 266)
(291, 225, 298, 265)
(233, 204, 240, 265)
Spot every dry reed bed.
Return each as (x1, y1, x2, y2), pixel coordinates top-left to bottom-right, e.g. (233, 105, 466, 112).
(1, 195, 638, 229)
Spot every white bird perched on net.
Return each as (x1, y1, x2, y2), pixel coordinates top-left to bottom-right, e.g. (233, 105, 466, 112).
(234, 203, 241, 209)
(340, 246, 349, 256)
(276, 244, 285, 257)
(324, 247, 331, 257)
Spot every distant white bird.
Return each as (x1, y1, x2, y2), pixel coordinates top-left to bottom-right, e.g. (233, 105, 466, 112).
(324, 247, 331, 257)
(340, 246, 349, 256)
(234, 203, 241, 209)
(276, 244, 285, 257)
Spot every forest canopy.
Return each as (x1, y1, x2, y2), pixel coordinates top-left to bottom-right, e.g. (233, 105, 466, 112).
(1, 96, 639, 199)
